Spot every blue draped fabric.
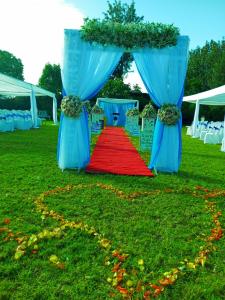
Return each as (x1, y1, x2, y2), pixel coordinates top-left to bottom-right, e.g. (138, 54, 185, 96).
(97, 100, 135, 126)
(133, 36, 189, 172)
(119, 103, 135, 126)
(57, 29, 123, 170)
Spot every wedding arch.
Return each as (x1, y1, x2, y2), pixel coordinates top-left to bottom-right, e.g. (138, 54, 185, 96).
(96, 98, 139, 126)
(57, 28, 189, 173)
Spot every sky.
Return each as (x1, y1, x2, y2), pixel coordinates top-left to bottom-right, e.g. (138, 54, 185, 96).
(0, 0, 225, 92)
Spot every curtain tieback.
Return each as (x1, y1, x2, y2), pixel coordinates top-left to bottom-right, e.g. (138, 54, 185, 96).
(157, 104, 181, 126)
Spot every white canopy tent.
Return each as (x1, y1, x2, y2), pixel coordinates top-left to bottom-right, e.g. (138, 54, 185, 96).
(183, 85, 225, 151)
(0, 73, 58, 127)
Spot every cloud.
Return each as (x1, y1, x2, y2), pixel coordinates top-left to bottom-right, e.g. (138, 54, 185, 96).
(0, 0, 84, 83)
(0, 0, 146, 92)
(124, 63, 147, 93)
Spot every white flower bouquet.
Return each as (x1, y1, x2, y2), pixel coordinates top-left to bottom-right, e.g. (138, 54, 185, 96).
(61, 96, 83, 118)
(158, 104, 180, 125)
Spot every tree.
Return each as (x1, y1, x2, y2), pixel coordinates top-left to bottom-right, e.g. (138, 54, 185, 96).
(184, 39, 225, 123)
(132, 84, 142, 93)
(38, 63, 62, 100)
(103, 0, 144, 78)
(0, 50, 24, 80)
(210, 40, 225, 87)
(103, 0, 144, 23)
(185, 39, 225, 95)
(98, 78, 133, 98)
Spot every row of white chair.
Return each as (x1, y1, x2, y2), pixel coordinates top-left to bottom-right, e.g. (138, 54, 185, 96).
(186, 121, 224, 150)
(0, 109, 38, 132)
(202, 122, 223, 143)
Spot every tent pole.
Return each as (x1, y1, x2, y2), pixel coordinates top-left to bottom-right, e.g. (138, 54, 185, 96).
(221, 115, 225, 152)
(53, 96, 58, 124)
(30, 87, 38, 128)
(192, 99, 200, 137)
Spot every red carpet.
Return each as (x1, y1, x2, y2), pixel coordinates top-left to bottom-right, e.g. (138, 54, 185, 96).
(86, 127, 154, 177)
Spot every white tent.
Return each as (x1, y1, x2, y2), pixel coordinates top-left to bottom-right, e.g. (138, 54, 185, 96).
(183, 85, 225, 151)
(0, 73, 58, 127)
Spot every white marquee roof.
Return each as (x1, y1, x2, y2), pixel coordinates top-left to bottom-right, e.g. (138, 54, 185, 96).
(0, 72, 55, 98)
(0, 72, 57, 125)
(183, 85, 225, 105)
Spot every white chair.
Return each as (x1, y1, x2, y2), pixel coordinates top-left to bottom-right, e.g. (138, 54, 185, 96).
(193, 127, 201, 138)
(200, 130, 208, 140)
(218, 127, 224, 143)
(13, 110, 28, 130)
(0, 110, 14, 132)
(0, 112, 7, 132)
(186, 126, 192, 135)
(5, 110, 14, 131)
(204, 130, 220, 144)
(23, 110, 33, 129)
(221, 138, 225, 152)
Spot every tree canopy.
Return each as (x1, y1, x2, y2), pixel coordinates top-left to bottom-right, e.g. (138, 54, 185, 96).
(38, 63, 62, 100)
(0, 50, 24, 80)
(184, 39, 225, 123)
(185, 39, 225, 95)
(103, 0, 144, 24)
(103, 0, 144, 78)
(98, 78, 133, 99)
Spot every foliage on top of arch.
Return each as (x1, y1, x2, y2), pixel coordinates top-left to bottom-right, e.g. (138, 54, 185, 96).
(81, 18, 180, 49)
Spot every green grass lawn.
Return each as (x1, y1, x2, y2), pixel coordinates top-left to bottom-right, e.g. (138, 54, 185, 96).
(0, 122, 224, 300)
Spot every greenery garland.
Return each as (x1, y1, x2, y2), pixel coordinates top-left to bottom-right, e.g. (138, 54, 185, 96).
(91, 104, 104, 114)
(61, 96, 83, 118)
(140, 103, 157, 119)
(158, 104, 181, 125)
(126, 108, 139, 117)
(81, 19, 180, 49)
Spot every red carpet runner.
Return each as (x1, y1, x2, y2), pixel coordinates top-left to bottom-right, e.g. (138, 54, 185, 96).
(86, 127, 154, 177)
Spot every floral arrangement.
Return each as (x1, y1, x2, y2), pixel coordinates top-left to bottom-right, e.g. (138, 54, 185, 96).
(157, 104, 181, 125)
(140, 103, 156, 119)
(83, 101, 92, 114)
(91, 105, 104, 114)
(61, 96, 83, 118)
(126, 108, 140, 117)
(81, 19, 180, 49)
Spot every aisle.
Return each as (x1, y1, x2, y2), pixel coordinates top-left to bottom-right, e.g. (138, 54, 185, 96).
(86, 127, 154, 177)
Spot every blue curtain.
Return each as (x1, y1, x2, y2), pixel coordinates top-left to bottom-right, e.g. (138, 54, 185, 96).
(57, 30, 123, 170)
(119, 103, 135, 126)
(98, 100, 135, 126)
(133, 36, 189, 172)
(98, 101, 116, 125)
